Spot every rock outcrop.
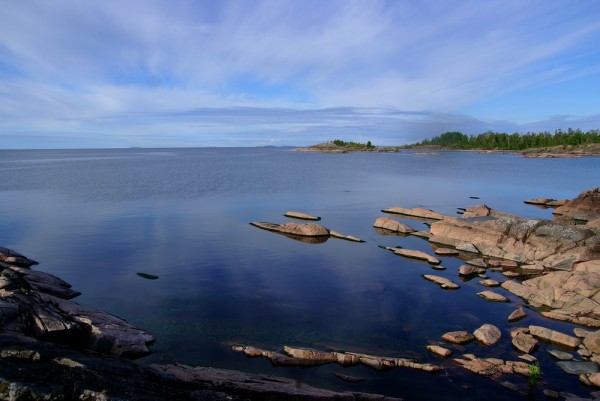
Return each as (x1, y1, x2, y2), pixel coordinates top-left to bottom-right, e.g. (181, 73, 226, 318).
(454, 354, 530, 378)
(381, 207, 446, 220)
(422, 274, 460, 289)
(429, 214, 599, 271)
(553, 188, 600, 223)
(0, 251, 154, 358)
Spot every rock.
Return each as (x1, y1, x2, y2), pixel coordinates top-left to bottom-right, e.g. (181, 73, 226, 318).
(512, 332, 538, 354)
(507, 308, 526, 322)
(547, 199, 569, 207)
(459, 265, 485, 276)
(466, 258, 487, 268)
(381, 206, 446, 220)
(500, 381, 519, 392)
(331, 372, 365, 383)
(502, 271, 521, 278)
(524, 197, 556, 205)
(461, 205, 492, 219)
(456, 242, 480, 254)
(479, 279, 500, 287)
(554, 188, 600, 222)
(427, 345, 452, 357)
(543, 389, 560, 398)
(579, 348, 592, 358)
(0, 246, 38, 267)
(388, 247, 441, 265)
(502, 273, 600, 328)
(487, 259, 518, 268)
(250, 221, 330, 237)
(329, 230, 364, 242)
(580, 372, 600, 387)
(477, 291, 508, 302)
(548, 350, 574, 360)
(442, 331, 475, 345)
(473, 324, 501, 346)
(529, 325, 581, 348)
(422, 275, 460, 289)
(434, 247, 459, 256)
(519, 354, 537, 363)
(583, 330, 600, 353)
(284, 211, 321, 221)
(556, 361, 599, 375)
(453, 354, 530, 377)
(373, 217, 415, 233)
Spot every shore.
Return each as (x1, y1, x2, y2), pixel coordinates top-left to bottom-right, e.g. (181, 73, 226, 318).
(1, 188, 599, 400)
(295, 142, 600, 157)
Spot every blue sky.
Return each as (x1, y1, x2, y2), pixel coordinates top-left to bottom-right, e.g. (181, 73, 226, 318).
(1, 0, 600, 148)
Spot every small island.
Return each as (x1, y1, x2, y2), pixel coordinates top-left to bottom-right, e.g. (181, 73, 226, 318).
(295, 139, 402, 153)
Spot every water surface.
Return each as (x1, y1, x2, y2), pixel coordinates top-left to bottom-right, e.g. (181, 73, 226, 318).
(0, 148, 598, 400)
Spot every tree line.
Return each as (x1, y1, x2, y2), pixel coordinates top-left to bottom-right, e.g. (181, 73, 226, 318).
(332, 139, 375, 148)
(407, 129, 600, 150)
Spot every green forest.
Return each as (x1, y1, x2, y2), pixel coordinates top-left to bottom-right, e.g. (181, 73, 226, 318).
(407, 129, 600, 150)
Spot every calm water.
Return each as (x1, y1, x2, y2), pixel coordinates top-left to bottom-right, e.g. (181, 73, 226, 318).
(0, 148, 598, 400)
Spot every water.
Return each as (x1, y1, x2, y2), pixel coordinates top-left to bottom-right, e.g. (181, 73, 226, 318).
(0, 148, 598, 400)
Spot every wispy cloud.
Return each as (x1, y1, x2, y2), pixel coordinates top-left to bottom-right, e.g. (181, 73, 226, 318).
(1, 0, 599, 148)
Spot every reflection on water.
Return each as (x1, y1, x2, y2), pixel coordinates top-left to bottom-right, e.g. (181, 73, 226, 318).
(0, 148, 599, 400)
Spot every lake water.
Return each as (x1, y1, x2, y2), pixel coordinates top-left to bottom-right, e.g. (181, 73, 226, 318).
(0, 148, 598, 400)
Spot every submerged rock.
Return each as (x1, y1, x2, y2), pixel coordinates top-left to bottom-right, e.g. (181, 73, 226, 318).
(381, 207, 446, 220)
(427, 345, 452, 357)
(329, 230, 365, 242)
(556, 361, 599, 375)
(434, 247, 459, 256)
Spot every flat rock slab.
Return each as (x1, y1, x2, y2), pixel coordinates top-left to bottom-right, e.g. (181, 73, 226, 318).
(466, 258, 487, 268)
(477, 291, 508, 302)
(381, 207, 446, 220)
(474, 324, 501, 346)
(427, 345, 452, 357)
(442, 331, 475, 345)
(391, 248, 441, 265)
(529, 325, 581, 348)
(329, 230, 364, 242)
(284, 211, 321, 221)
(556, 361, 600, 375)
(434, 248, 459, 256)
(250, 221, 330, 237)
(422, 275, 460, 290)
(373, 217, 415, 233)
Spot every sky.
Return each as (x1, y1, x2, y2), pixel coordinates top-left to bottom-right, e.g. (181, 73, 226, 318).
(1, 0, 600, 149)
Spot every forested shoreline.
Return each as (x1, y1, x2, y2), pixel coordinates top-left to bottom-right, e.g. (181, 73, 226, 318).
(406, 129, 600, 150)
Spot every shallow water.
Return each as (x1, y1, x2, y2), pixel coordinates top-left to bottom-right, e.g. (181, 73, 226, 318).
(0, 148, 598, 400)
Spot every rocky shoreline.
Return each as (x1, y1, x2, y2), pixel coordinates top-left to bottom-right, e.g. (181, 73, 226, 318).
(2, 188, 600, 400)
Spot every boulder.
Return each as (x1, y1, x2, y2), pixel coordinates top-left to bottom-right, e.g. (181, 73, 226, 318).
(477, 291, 508, 302)
(381, 207, 446, 220)
(442, 331, 475, 345)
(479, 279, 500, 287)
(507, 308, 526, 322)
(373, 217, 416, 234)
(250, 221, 330, 237)
(284, 211, 321, 221)
(459, 265, 485, 276)
(553, 188, 600, 222)
(529, 325, 581, 348)
(422, 275, 460, 289)
(512, 332, 538, 354)
(473, 324, 501, 346)
(461, 204, 491, 218)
